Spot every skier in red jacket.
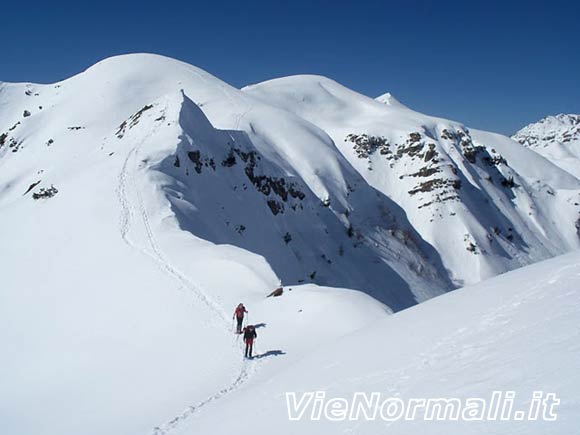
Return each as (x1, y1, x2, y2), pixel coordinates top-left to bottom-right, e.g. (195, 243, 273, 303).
(233, 303, 248, 334)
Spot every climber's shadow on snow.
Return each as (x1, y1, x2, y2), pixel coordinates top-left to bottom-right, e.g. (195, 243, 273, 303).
(251, 350, 286, 360)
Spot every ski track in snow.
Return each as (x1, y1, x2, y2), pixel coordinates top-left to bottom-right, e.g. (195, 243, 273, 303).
(151, 366, 254, 435)
(114, 104, 259, 435)
(233, 98, 253, 131)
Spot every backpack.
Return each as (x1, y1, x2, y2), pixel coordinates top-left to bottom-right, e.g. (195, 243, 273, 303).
(243, 326, 256, 340)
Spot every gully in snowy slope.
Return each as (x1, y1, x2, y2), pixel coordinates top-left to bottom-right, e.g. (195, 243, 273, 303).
(243, 325, 257, 359)
(233, 303, 248, 334)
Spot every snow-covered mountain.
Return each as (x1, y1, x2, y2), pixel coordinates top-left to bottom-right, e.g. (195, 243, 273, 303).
(1, 54, 579, 435)
(2, 54, 579, 300)
(0, 54, 458, 312)
(512, 114, 580, 179)
(244, 77, 580, 285)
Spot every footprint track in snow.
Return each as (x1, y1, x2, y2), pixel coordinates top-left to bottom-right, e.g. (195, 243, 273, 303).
(115, 101, 258, 434)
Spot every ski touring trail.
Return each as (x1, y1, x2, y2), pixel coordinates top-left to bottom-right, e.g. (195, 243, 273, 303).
(114, 102, 260, 435)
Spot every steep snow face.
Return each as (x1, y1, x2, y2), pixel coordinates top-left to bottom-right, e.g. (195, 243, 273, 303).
(0, 54, 453, 310)
(171, 251, 580, 435)
(512, 114, 580, 179)
(244, 76, 580, 286)
(155, 95, 452, 309)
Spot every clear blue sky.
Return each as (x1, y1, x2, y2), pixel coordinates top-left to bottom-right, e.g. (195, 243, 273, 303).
(1, 0, 578, 135)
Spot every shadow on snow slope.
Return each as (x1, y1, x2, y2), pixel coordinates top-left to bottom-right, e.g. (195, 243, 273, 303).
(152, 93, 455, 311)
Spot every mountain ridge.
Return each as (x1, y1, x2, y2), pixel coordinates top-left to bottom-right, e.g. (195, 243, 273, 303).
(2, 53, 580, 297)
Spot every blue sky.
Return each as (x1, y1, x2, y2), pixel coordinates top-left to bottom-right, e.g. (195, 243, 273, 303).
(1, 0, 578, 134)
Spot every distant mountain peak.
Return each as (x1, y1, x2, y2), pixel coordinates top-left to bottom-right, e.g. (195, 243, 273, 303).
(512, 113, 580, 179)
(512, 113, 580, 148)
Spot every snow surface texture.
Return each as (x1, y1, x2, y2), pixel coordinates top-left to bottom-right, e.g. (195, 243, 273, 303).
(0, 54, 579, 434)
(174, 252, 580, 435)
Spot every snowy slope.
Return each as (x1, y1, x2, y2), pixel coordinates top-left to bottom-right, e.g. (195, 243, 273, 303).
(512, 114, 580, 179)
(1, 54, 579, 435)
(171, 251, 580, 435)
(244, 77, 580, 285)
(0, 103, 387, 435)
(0, 54, 424, 435)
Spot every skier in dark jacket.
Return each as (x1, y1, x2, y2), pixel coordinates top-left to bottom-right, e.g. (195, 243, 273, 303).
(243, 324, 257, 358)
(233, 303, 248, 334)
